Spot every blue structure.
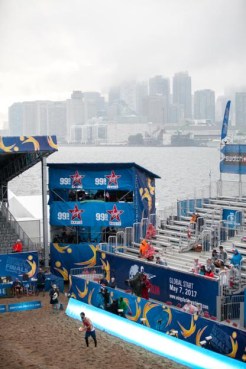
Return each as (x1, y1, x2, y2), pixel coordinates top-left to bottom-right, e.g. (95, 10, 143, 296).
(48, 162, 160, 243)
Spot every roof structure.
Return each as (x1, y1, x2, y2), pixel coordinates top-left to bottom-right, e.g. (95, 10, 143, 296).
(47, 162, 160, 179)
(0, 136, 58, 187)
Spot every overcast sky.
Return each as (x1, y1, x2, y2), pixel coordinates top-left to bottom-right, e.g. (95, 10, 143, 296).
(0, 0, 245, 120)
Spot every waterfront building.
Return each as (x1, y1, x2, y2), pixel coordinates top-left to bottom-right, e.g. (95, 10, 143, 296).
(172, 72, 192, 120)
(194, 89, 215, 123)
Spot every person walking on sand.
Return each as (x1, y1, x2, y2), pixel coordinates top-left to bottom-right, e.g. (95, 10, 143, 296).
(79, 312, 97, 347)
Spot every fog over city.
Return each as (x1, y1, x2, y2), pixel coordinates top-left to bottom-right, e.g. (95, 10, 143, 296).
(0, 0, 245, 124)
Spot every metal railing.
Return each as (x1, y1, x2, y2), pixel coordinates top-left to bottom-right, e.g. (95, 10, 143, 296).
(0, 201, 36, 251)
(70, 265, 105, 283)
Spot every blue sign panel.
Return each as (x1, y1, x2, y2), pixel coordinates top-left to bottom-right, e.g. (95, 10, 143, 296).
(220, 144, 246, 174)
(50, 201, 134, 227)
(99, 252, 219, 316)
(8, 300, 41, 312)
(0, 304, 7, 313)
(49, 167, 134, 190)
(0, 252, 39, 279)
(222, 209, 242, 229)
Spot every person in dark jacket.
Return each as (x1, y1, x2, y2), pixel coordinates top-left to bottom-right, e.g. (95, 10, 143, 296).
(36, 268, 46, 296)
(49, 284, 59, 311)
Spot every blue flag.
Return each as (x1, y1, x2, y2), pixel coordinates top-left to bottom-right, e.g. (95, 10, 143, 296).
(221, 100, 231, 141)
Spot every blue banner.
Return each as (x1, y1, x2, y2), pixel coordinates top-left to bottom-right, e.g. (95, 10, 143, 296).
(8, 300, 41, 312)
(49, 166, 134, 190)
(220, 100, 231, 142)
(99, 252, 219, 316)
(0, 304, 7, 313)
(136, 169, 156, 219)
(0, 252, 39, 279)
(222, 209, 242, 229)
(50, 244, 219, 315)
(0, 135, 57, 153)
(69, 276, 246, 362)
(220, 144, 246, 174)
(50, 201, 134, 227)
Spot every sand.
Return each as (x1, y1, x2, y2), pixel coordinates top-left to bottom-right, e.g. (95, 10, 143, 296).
(0, 293, 189, 369)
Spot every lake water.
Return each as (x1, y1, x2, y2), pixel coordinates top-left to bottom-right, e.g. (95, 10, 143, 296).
(9, 146, 221, 208)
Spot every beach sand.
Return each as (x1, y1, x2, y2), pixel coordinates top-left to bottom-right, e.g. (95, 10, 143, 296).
(0, 293, 189, 369)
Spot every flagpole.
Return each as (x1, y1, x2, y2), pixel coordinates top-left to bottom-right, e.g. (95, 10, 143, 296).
(219, 100, 231, 199)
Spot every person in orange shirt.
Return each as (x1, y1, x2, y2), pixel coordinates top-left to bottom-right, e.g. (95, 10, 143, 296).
(139, 239, 149, 258)
(12, 239, 23, 253)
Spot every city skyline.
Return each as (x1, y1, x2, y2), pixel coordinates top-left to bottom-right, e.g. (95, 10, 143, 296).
(0, 0, 246, 124)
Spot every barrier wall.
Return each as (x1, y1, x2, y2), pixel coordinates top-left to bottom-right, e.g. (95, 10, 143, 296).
(69, 276, 246, 363)
(50, 243, 219, 316)
(0, 251, 38, 279)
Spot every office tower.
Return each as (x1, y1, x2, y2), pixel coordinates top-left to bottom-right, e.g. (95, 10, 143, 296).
(9, 103, 23, 135)
(194, 89, 215, 123)
(66, 91, 85, 141)
(144, 95, 167, 124)
(172, 72, 192, 120)
(149, 75, 170, 99)
(235, 92, 246, 130)
(83, 92, 106, 122)
(136, 81, 148, 118)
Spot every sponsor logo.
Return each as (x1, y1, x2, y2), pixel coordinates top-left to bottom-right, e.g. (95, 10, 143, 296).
(68, 204, 84, 225)
(106, 204, 124, 226)
(105, 170, 121, 189)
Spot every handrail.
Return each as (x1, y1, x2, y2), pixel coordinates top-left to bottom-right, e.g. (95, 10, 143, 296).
(0, 201, 37, 251)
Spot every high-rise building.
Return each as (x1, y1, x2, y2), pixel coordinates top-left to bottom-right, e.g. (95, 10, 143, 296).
(172, 72, 192, 120)
(194, 89, 215, 123)
(143, 95, 167, 124)
(149, 75, 170, 99)
(235, 92, 246, 130)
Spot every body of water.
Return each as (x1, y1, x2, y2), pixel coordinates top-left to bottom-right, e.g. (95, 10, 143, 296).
(9, 146, 221, 208)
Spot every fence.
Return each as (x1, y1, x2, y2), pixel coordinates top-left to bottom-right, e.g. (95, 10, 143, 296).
(219, 294, 245, 327)
(70, 265, 105, 283)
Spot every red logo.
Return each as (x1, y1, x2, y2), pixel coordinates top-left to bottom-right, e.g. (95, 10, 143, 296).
(107, 204, 124, 222)
(70, 171, 85, 188)
(68, 204, 84, 221)
(105, 170, 121, 187)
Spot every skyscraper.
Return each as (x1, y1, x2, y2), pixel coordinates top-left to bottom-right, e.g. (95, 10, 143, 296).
(172, 72, 192, 120)
(194, 89, 215, 123)
(235, 92, 246, 130)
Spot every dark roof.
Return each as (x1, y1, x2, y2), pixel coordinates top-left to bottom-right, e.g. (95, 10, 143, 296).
(47, 162, 160, 179)
(0, 136, 58, 184)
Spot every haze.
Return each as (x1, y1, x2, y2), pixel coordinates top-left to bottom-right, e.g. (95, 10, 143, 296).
(0, 0, 245, 121)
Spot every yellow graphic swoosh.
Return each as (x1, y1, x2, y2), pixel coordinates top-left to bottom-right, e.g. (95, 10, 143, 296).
(54, 266, 68, 280)
(163, 306, 172, 327)
(53, 243, 70, 253)
(22, 136, 40, 151)
(75, 244, 97, 268)
(47, 136, 58, 150)
(227, 336, 238, 358)
(127, 300, 141, 322)
(142, 302, 159, 327)
(0, 137, 16, 152)
(76, 283, 88, 299)
(195, 326, 208, 346)
(178, 316, 196, 338)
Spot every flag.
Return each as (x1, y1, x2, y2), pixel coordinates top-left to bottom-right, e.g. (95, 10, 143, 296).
(221, 100, 231, 142)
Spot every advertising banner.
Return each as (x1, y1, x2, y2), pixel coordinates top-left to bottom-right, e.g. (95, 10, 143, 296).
(0, 252, 38, 279)
(100, 252, 219, 316)
(49, 166, 134, 190)
(69, 276, 246, 362)
(8, 300, 41, 312)
(220, 144, 246, 174)
(135, 169, 156, 219)
(0, 304, 7, 313)
(50, 244, 219, 316)
(50, 201, 134, 227)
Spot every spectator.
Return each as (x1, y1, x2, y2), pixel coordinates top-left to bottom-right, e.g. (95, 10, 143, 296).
(211, 249, 218, 265)
(219, 262, 230, 290)
(156, 256, 167, 266)
(12, 239, 23, 253)
(79, 312, 97, 347)
(192, 258, 201, 274)
(109, 298, 119, 315)
(49, 284, 60, 311)
(139, 239, 149, 258)
(182, 300, 198, 314)
(99, 276, 108, 287)
(118, 297, 128, 317)
(99, 287, 110, 310)
(141, 274, 151, 300)
(215, 246, 228, 267)
(12, 278, 23, 297)
(230, 249, 243, 268)
(205, 258, 215, 273)
(36, 268, 46, 296)
(199, 265, 206, 275)
(205, 268, 215, 278)
(108, 277, 116, 289)
(196, 303, 204, 316)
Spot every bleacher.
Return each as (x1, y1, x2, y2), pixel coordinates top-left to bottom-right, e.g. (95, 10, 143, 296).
(0, 212, 19, 254)
(125, 196, 246, 289)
